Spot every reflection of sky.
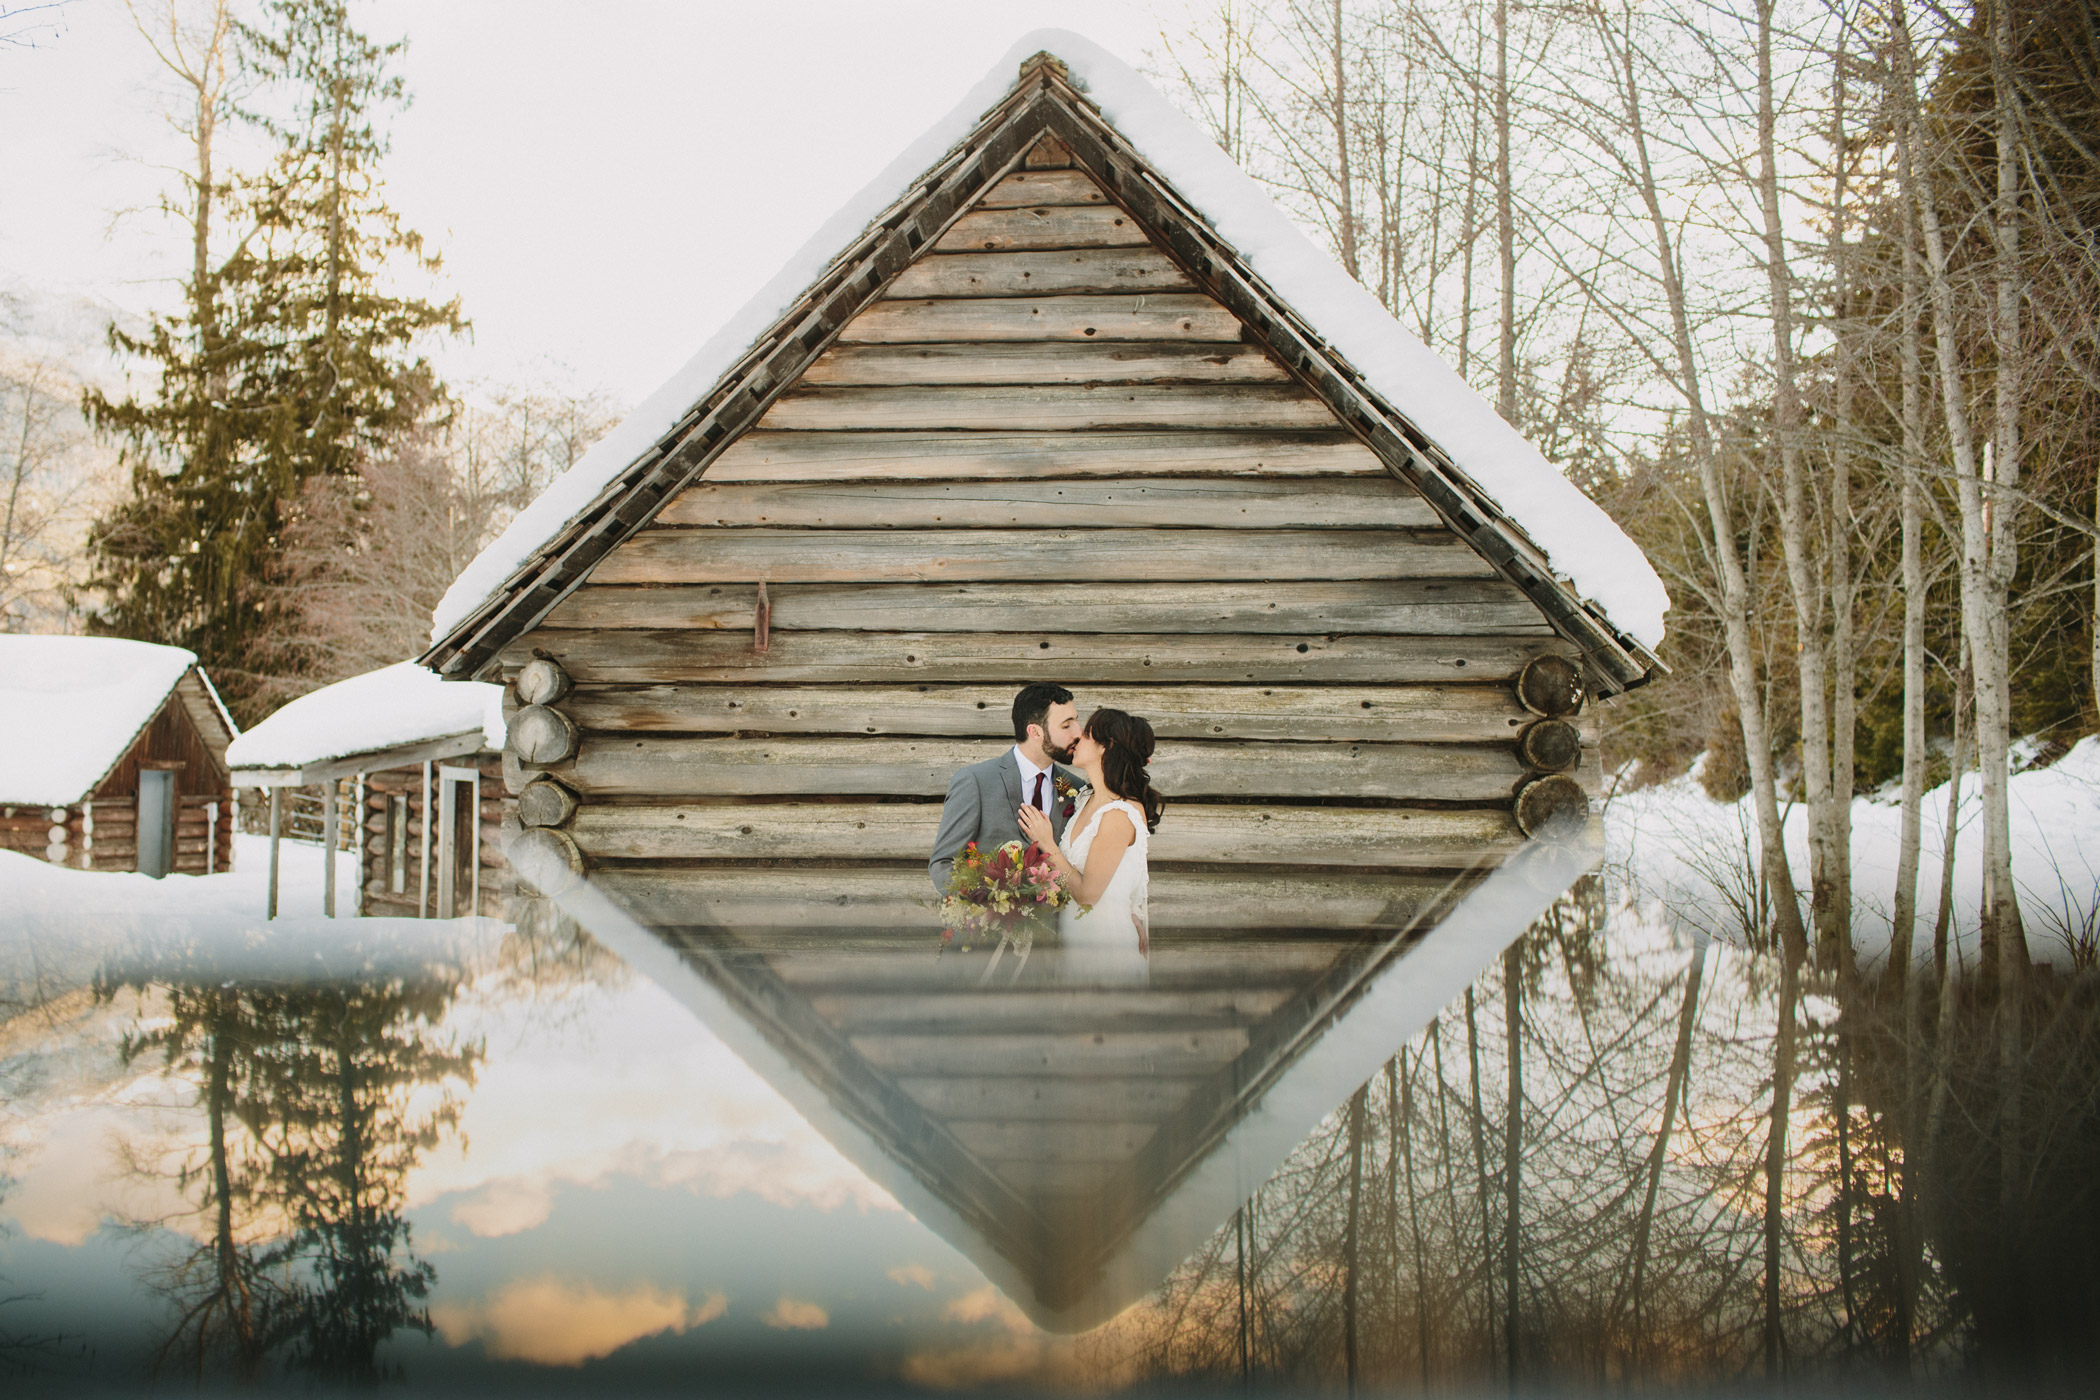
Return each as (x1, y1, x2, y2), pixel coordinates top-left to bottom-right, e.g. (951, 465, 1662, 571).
(0, 952, 1089, 1389)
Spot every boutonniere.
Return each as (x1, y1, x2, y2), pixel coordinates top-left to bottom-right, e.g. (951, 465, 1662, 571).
(1054, 775, 1087, 819)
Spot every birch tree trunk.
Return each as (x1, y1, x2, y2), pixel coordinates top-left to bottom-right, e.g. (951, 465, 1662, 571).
(1890, 0, 1930, 983)
(1494, 0, 1518, 421)
(1329, 0, 1361, 281)
(1595, 2, 1809, 961)
(1987, 0, 2027, 1229)
(1755, 0, 1838, 966)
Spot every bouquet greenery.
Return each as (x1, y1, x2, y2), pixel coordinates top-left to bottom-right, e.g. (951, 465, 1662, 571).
(937, 839, 1070, 954)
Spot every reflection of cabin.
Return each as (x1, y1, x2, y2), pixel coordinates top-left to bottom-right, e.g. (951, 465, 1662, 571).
(586, 845, 1590, 1329)
(0, 636, 236, 876)
(228, 664, 508, 919)
(421, 41, 1664, 926)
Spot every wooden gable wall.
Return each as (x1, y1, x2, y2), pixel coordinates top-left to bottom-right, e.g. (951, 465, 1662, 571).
(499, 136, 1596, 928)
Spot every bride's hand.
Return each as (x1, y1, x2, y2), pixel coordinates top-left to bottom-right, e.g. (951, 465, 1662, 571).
(1017, 804, 1055, 848)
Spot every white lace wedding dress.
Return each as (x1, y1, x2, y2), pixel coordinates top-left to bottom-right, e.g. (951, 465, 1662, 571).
(1056, 797, 1150, 984)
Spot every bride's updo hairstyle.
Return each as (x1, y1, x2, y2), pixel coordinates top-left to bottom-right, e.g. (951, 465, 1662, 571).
(1087, 708, 1164, 832)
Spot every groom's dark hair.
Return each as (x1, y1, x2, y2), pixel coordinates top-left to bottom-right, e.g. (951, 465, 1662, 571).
(1012, 683, 1074, 743)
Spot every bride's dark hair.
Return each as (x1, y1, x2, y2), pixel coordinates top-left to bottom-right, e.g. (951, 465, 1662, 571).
(1086, 708, 1164, 832)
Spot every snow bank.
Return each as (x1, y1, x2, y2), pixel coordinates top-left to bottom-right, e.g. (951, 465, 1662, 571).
(430, 29, 1667, 653)
(227, 662, 504, 771)
(1606, 737, 2100, 966)
(0, 636, 200, 806)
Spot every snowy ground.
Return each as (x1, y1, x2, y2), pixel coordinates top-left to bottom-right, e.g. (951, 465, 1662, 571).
(1605, 736, 2100, 968)
(0, 834, 494, 992)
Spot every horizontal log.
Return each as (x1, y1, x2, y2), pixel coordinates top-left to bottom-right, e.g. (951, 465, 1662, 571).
(560, 681, 1553, 744)
(839, 294, 1237, 344)
(944, 1119, 1161, 1162)
(703, 430, 1386, 482)
(591, 528, 1498, 586)
(556, 735, 1538, 801)
(853, 1029, 1247, 1077)
(508, 629, 1577, 685)
(762, 938, 1376, 988)
(545, 580, 1550, 636)
(886, 248, 1192, 298)
(568, 801, 1526, 865)
(594, 865, 1462, 931)
(651, 476, 1437, 530)
(797, 342, 1294, 387)
(757, 383, 1335, 432)
(930, 204, 1152, 252)
(890, 1075, 1204, 1121)
(806, 986, 1296, 1033)
(972, 168, 1109, 207)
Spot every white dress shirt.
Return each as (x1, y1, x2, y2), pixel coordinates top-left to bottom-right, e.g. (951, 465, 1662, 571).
(1013, 746, 1053, 816)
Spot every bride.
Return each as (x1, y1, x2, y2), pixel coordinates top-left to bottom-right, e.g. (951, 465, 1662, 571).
(1016, 708, 1164, 982)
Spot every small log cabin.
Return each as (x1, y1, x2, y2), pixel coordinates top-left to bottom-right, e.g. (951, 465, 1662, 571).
(227, 664, 509, 919)
(422, 39, 1666, 932)
(0, 636, 236, 876)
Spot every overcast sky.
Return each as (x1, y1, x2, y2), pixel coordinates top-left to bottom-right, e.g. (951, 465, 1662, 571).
(2, 0, 1188, 403)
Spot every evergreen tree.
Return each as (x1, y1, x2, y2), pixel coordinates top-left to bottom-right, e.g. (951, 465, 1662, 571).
(86, 0, 462, 723)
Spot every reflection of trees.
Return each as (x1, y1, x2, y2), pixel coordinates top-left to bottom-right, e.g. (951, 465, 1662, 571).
(1096, 883, 2100, 1391)
(110, 974, 480, 1384)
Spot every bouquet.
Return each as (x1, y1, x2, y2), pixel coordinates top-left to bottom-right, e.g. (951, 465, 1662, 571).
(938, 840, 1070, 959)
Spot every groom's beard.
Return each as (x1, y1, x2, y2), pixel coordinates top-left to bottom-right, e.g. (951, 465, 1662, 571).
(1044, 741, 1076, 765)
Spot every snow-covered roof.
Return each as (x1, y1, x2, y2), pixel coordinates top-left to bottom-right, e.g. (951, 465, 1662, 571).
(0, 636, 210, 807)
(427, 29, 1666, 678)
(227, 663, 504, 772)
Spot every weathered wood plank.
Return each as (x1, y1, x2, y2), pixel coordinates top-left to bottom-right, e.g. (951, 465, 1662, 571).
(767, 939, 1369, 989)
(556, 735, 1540, 801)
(590, 528, 1500, 585)
(931, 204, 1152, 252)
(972, 168, 1109, 207)
(945, 1120, 1161, 1162)
(839, 294, 1237, 343)
(499, 679, 1572, 743)
(890, 1075, 1203, 1121)
(758, 383, 1335, 432)
(545, 580, 1551, 636)
(568, 801, 1527, 865)
(704, 430, 1386, 481)
(506, 629, 1578, 685)
(594, 865, 1463, 931)
(806, 986, 1295, 1032)
(797, 342, 1293, 387)
(853, 1029, 1247, 1076)
(652, 476, 1436, 530)
(887, 248, 1192, 298)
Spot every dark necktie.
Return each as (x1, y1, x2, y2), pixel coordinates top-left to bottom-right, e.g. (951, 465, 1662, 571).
(1031, 771, 1046, 816)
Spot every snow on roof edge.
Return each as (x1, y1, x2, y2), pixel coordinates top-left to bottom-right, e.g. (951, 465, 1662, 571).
(0, 637, 201, 807)
(227, 663, 505, 771)
(429, 29, 1667, 652)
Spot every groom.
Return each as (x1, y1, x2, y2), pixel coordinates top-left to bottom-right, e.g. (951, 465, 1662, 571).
(929, 683, 1086, 892)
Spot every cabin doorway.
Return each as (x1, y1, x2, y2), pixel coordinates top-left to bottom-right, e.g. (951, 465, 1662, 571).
(434, 765, 480, 918)
(137, 769, 176, 878)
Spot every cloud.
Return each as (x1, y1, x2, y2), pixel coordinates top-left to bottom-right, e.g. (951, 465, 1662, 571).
(431, 1277, 726, 1367)
(448, 1177, 556, 1238)
(761, 1297, 830, 1331)
(941, 1286, 1027, 1328)
(887, 1264, 936, 1290)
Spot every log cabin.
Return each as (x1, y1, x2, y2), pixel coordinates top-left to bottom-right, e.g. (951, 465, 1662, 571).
(227, 664, 509, 919)
(420, 35, 1667, 934)
(0, 636, 237, 876)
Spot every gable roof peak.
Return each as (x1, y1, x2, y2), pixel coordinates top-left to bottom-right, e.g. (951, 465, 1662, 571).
(424, 29, 1667, 689)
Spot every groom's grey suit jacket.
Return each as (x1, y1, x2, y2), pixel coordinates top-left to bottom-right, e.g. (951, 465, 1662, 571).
(929, 752, 1081, 891)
